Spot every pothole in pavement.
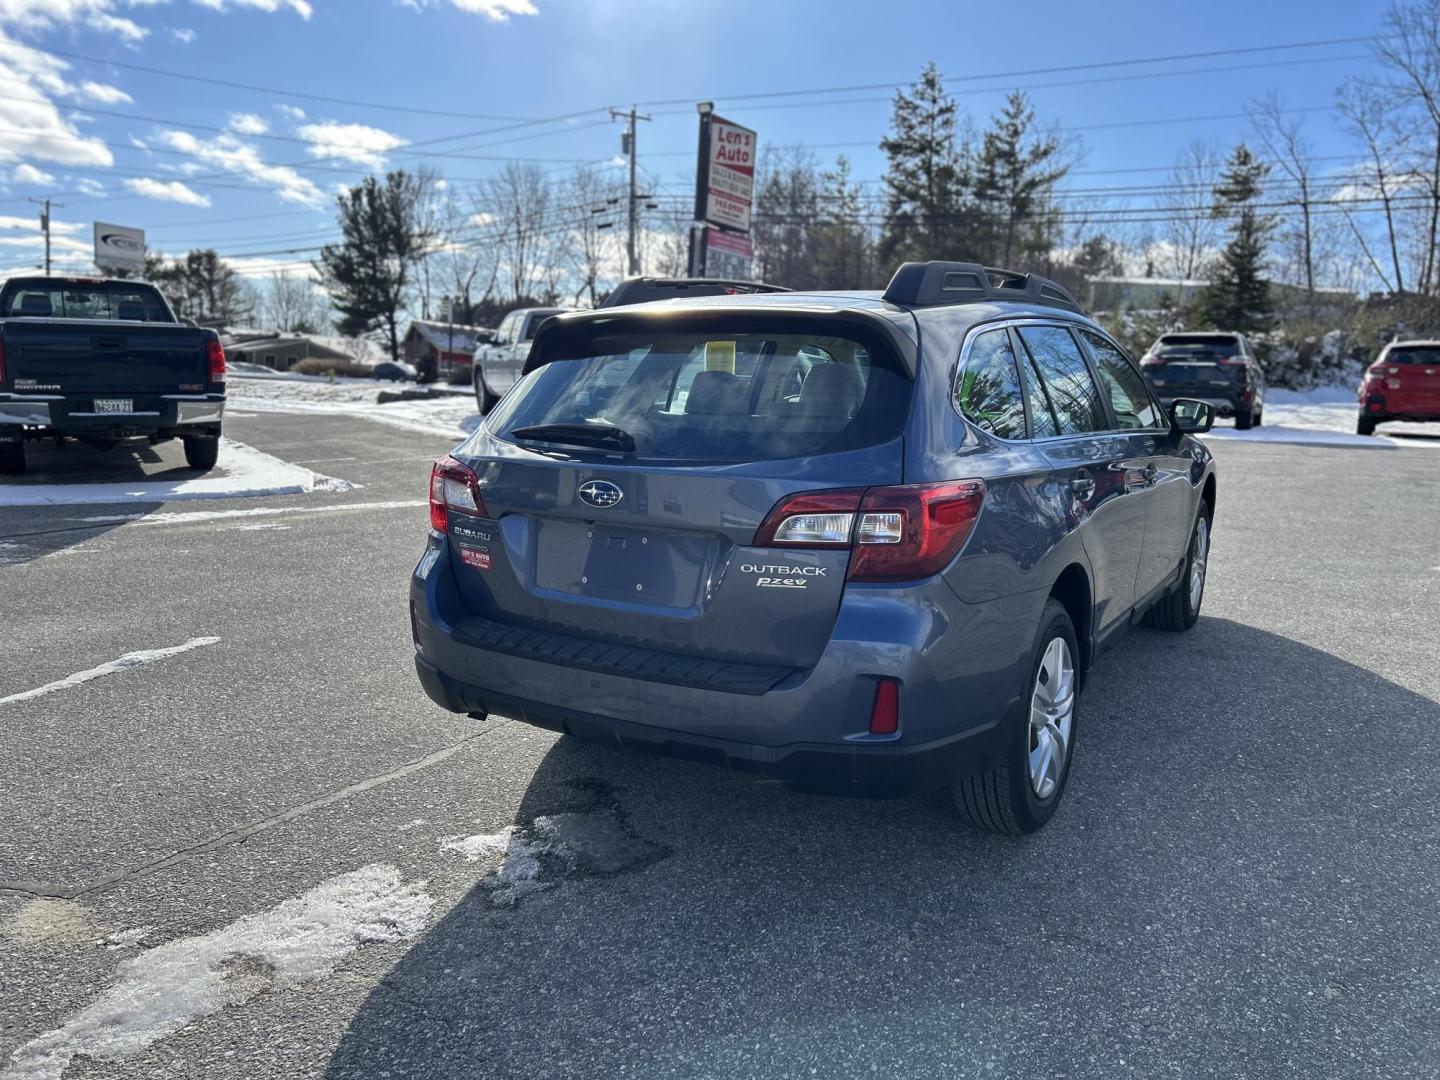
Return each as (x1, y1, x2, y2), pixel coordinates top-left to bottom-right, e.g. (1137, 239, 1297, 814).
(439, 782, 669, 907)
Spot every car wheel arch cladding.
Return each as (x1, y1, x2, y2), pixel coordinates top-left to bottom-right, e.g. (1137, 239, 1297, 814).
(1047, 563, 1092, 687)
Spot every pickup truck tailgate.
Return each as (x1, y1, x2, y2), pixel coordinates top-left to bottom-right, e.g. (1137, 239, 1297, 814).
(2, 320, 210, 393)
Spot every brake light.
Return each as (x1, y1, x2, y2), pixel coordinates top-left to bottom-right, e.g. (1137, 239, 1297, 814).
(869, 677, 900, 735)
(1217, 355, 1247, 365)
(755, 480, 985, 583)
(206, 337, 226, 383)
(1140, 355, 1164, 367)
(428, 455, 489, 531)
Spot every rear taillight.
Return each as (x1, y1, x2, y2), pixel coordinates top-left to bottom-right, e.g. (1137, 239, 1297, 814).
(207, 337, 226, 383)
(428, 455, 489, 532)
(1140, 355, 1164, 367)
(1217, 355, 1246, 366)
(869, 677, 900, 735)
(755, 480, 985, 583)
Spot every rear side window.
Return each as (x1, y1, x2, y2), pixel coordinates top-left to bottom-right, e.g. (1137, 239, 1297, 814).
(0, 283, 170, 322)
(1080, 330, 1161, 430)
(1017, 326, 1107, 435)
(491, 324, 910, 463)
(1386, 345, 1440, 364)
(956, 328, 1027, 440)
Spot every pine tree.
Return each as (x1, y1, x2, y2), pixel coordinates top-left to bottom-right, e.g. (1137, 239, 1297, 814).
(973, 92, 1068, 267)
(315, 170, 437, 361)
(1200, 144, 1275, 333)
(878, 63, 971, 267)
(812, 155, 873, 288)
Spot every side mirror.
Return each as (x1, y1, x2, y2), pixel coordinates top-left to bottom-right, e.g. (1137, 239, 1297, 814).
(1169, 398, 1215, 434)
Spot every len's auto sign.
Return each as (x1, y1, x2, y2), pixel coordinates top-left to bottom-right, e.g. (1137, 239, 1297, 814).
(703, 116, 756, 233)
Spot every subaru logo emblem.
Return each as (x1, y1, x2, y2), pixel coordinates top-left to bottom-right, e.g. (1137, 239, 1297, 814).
(578, 480, 623, 508)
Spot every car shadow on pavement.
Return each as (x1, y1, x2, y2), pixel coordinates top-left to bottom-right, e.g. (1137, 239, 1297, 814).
(0, 509, 153, 568)
(3, 437, 190, 485)
(325, 618, 1440, 1078)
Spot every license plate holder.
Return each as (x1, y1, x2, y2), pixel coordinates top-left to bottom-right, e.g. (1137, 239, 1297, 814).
(93, 398, 134, 414)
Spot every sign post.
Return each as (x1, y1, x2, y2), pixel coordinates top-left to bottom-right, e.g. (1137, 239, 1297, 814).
(689, 106, 757, 280)
(93, 222, 146, 275)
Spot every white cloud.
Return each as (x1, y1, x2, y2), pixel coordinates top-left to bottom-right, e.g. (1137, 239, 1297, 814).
(125, 176, 211, 206)
(78, 80, 133, 104)
(13, 162, 53, 184)
(155, 128, 323, 206)
(67, 110, 95, 124)
(73, 176, 105, 196)
(228, 111, 268, 135)
(401, 0, 538, 20)
(275, 103, 305, 121)
(170, 25, 195, 42)
(296, 121, 407, 169)
(0, 31, 114, 168)
(191, 0, 313, 18)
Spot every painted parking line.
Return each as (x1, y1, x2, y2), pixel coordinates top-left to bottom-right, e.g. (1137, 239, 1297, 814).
(0, 638, 220, 708)
(70, 499, 425, 529)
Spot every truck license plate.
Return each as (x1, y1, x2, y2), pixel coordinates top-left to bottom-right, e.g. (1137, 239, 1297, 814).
(93, 398, 133, 414)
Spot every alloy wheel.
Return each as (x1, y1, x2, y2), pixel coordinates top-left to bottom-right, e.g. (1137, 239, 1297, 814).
(1188, 516, 1210, 612)
(1028, 637, 1075, 799)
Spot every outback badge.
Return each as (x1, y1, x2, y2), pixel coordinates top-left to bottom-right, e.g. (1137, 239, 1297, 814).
(577, 479, 623, 508)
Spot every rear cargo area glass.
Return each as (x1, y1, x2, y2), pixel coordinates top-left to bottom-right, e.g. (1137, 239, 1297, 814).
(491, 328, 910, 462)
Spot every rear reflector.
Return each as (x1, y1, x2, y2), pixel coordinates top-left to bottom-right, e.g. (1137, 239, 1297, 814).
(429, 455, 489, 531)
(756, 480, 985, 583)
(869, 678, 900, 735)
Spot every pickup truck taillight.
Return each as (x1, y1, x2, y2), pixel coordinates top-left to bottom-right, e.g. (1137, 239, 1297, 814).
(207, 337, 227, 383)
(429, 456, 489, 532)
(756, 480, 986, 583)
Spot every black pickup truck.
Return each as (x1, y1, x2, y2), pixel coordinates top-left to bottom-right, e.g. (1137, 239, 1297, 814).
(0, 276, 226, 475)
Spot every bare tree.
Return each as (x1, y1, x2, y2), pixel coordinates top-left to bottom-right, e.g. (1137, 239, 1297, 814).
(1373, 0, 1440, 293)
(1338, 80, 1409, 294)
(431, 189, 497, 323)
(563, 164, 623, 306)
(260, 269, 329, 333)
(476, 162, 555, 304)
(1249, 92, 1320, 297)
(1157, 141, 1223, 282)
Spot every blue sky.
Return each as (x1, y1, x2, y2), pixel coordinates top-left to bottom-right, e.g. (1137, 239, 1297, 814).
(0, 0, 1394, 279)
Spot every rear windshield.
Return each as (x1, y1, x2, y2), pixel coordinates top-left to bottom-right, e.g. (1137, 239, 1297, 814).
(489, 324, 911, 463)
(1159, 334, 1240, 348)
(0, 282, 172, 322)
(1386, 345, 1440, 365)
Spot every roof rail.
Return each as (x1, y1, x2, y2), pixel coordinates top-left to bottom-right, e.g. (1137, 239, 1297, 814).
(881, 261, 1083, 314)
(601, 276, 791, 308)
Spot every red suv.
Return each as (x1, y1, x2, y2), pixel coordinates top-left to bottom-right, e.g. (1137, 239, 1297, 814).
(1358, 340, 1440, 435)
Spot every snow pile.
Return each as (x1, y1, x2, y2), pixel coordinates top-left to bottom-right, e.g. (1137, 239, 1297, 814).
(0, 864, 432, 1080)
(0, 439, 356, 507)
(1203, 388, 1440, 450)
(440, 825, 549, 906)
(228, 378, 477, 439)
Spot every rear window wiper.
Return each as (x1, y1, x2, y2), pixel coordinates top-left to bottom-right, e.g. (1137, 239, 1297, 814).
(509, 423, 637, 453)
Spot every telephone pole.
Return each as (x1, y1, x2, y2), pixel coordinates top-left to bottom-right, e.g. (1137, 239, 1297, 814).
(610, 106, 651, 276)
(28, 196, 63, 277)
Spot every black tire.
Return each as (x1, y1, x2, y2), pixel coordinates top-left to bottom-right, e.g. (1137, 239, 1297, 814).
(1235, 410, 1254, 430)
(1144, 502, 1212, 632)
(1357, 415, 1377, 436)
(953, 597, 1080, 836)
(0, 442, 24, 475)
(183, 435, 220, 471)
(1252, 408, 1263, 427)
(474, 366, 500, 415)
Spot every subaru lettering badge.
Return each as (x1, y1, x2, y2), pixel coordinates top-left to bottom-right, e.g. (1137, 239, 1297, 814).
(578, 480, 624, 509)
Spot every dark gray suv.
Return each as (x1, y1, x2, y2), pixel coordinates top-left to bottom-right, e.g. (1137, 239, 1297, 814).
(411, 262, 1217, 834)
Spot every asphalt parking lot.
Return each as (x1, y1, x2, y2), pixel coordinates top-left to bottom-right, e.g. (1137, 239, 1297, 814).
(2, 410, 1438, 1079)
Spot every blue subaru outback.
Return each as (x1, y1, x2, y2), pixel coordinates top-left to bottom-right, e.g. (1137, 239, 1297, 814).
(411, 262, 1217, 834)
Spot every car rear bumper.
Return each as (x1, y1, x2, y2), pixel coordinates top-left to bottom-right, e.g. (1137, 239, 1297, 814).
(1360, 392, 1440, 421)
(414, 654, 1005, 796)
(409, 537, 1026, 797)
(0, 394, 224, 438)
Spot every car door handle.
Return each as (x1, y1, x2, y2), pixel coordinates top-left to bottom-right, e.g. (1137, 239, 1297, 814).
(1070, 472, 1095, 500)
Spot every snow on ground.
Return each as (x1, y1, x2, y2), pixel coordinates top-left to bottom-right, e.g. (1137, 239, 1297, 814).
(227, 378, 478, 440)
(0, 439, 356, 507)
(0, 865, 431, 1080)
(1203, 387, 1440, 451)
(0, 638, 219, 708)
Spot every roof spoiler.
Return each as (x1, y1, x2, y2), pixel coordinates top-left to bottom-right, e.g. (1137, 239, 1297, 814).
(601, 277, 791, 308)
(881, 261, 1082, 314)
